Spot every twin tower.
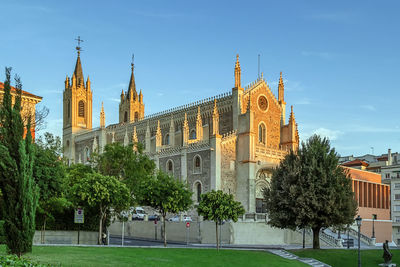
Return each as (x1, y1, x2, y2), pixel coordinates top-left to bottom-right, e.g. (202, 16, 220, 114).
(63, 49, 144, 139)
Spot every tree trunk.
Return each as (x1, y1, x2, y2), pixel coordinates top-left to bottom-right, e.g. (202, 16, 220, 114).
(216, 221, 219, 250)
(312, 226, 321, 249)
(163, 214, 167, 247)
(98, 206, 104, 245)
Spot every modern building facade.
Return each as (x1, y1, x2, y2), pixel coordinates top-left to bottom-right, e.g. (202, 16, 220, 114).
(343, 167, 392, 243)
(62, 50, 300, 213)
(381, 164, 400, 245)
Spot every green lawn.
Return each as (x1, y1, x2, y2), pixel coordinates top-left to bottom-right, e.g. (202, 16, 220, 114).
(0, 245, 307, 267)
(291, 249, 399, 267)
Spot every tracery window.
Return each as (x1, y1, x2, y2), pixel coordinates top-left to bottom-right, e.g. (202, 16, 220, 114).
(193, 155, 202, 174)
(196, 182, 202, 203)
(167, 159, 173, 173)
(190, 130, 196, 140)
(124, 111, 128, 123)
(164, 134, 170, 145)
(258, 123, 266, 144)
(78, 100, 85, 117)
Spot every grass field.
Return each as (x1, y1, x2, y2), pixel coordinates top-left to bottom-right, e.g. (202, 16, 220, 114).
(291, 248, 399, 267)
(0, 245, 307, 267)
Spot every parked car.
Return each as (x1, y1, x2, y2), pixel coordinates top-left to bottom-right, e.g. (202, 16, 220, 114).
(183, 216, 192, 222)
(148, 214, 160, 221)
(168, 215, 180, 222)
(132, 207, 146, 220)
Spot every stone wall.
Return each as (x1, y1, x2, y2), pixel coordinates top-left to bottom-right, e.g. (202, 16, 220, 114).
(220, 137, 237, 196)
(108, 220, 308, 246)
(33, 231, 98, 245)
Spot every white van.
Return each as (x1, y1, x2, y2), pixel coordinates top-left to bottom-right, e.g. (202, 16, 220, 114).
(132, 207, 146, 220)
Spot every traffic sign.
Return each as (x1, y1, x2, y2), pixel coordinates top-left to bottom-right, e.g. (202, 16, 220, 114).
(74, 208, 84, 224)
(186, 222, 190, 228)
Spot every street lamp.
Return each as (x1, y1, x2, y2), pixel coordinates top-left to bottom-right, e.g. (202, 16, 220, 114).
(355, 215, 362, 267)
(372, 214, 377, 239)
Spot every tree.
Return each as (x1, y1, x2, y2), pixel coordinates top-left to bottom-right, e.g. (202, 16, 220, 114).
(33, 133, 70, 242)
(0, 68, 39, 256)
(70, 172, 130, 244)
(137, 171, 193, 247)
(92, 142, 155, 199)
(264, 135, 357, 249)
(197, 190, 245, 250)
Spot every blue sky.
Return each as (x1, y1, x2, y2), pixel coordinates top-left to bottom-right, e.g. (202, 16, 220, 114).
(1, 0, 399, 156)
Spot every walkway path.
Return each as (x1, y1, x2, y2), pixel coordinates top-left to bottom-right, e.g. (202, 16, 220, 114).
(267, 249, 331, 267)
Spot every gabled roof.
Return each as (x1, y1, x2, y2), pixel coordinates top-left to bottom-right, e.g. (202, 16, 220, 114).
(342, 166, 382, 183)
(0, 82, 42, 100)
(341, 159, 369, 167)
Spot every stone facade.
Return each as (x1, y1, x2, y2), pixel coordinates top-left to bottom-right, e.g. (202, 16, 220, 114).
(0, 82, 42, 138)
(62, 52, 300, 212)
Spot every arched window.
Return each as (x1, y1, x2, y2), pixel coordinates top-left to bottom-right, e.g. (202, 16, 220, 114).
(193, 155, 202, 174)
(164, 134, 170, 145)
(135, 112, 139, 122)
(67, 100, 71, 118)
(196, 182, 202, 203)
(190, 130, 196, 140)
(85, 147, 90, 162)
(78, 100, 85, 117)
(258, 122, 266, 144)
(166, 159, 173, 174)
(124, 111, 128, 122)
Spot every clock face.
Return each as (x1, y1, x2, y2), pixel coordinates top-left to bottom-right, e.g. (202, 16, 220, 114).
(258, 95, 268, 111)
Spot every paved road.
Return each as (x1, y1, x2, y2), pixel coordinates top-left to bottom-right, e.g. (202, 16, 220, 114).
(109, 235, 191, 247)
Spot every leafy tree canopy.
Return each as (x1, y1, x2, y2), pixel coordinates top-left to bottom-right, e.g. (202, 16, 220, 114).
(137, 171, 192, 246)
(264, 135, 357, 249)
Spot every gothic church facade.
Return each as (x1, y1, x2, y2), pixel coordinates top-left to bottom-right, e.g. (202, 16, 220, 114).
(62, 51, 299, 213)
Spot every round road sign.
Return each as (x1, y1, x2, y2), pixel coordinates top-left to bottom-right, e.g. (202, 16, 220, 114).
(186, 222, 190, 228)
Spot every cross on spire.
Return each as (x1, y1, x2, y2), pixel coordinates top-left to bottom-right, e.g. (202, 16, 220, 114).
(75, 36, 84, 55)
(131, 53, 135, 71)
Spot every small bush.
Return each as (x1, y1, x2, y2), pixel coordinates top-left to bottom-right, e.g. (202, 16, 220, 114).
(0, 255, 50, 266)
(0, 220, 5, 244)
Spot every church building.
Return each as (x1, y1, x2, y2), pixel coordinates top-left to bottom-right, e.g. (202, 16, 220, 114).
(62, 48, 299, 213)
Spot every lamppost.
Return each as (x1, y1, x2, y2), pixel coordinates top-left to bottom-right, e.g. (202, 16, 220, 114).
(372, 214, 377, 239)
(355, 215, 362, 267)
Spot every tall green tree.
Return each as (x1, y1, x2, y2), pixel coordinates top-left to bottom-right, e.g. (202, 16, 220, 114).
(70, 172, 130, 244)
(0, 68, 39, 256)
(33, 133, 70, 239)
(137, 171, 193, 247)
(92, 142, 155, 199)
(197, 190, 245, 250)
(264, 135, 357, 249)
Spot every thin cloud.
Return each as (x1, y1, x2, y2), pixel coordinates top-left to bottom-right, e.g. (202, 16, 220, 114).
(110, 98, 120, 102)
(360, 105, 376, 111)
(302, 127, 344, 141)
(295, 98, 311, 105)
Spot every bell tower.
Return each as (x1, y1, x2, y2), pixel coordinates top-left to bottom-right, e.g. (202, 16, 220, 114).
(119, 55, 145, 123)
(63, 37, 93, 163)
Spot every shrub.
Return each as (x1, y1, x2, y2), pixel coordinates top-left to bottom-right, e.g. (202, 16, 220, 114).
(0, 220, 5, 244)
(0, 255, 49, 266)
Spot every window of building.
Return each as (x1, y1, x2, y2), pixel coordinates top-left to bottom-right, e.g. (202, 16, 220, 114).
(124, 111, 128, 122)
(386, 173, 390, 178)
(196, 182, 202, 203)
(78, 100, 85, 117)
(190, 130, 196, 140)
(166, 160, 173, 173)
(164, 134, 170, 145)
(135, 112, 139, 122)
(258, 123, 266, 144)
(396, 216, 400, 222)
(395, 205, 400, 212)
(395, 194, 400, 200)
(395, 183, 400, 189)
(193, 155, 202, 174)
(85, 147, 90, 162)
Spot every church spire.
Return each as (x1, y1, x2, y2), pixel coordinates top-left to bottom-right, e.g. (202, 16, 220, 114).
(74, 36, 85, 88)
(234, 54, 241, 89)
(127, 55, 137, 100)
(278, 72, 285, 103)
